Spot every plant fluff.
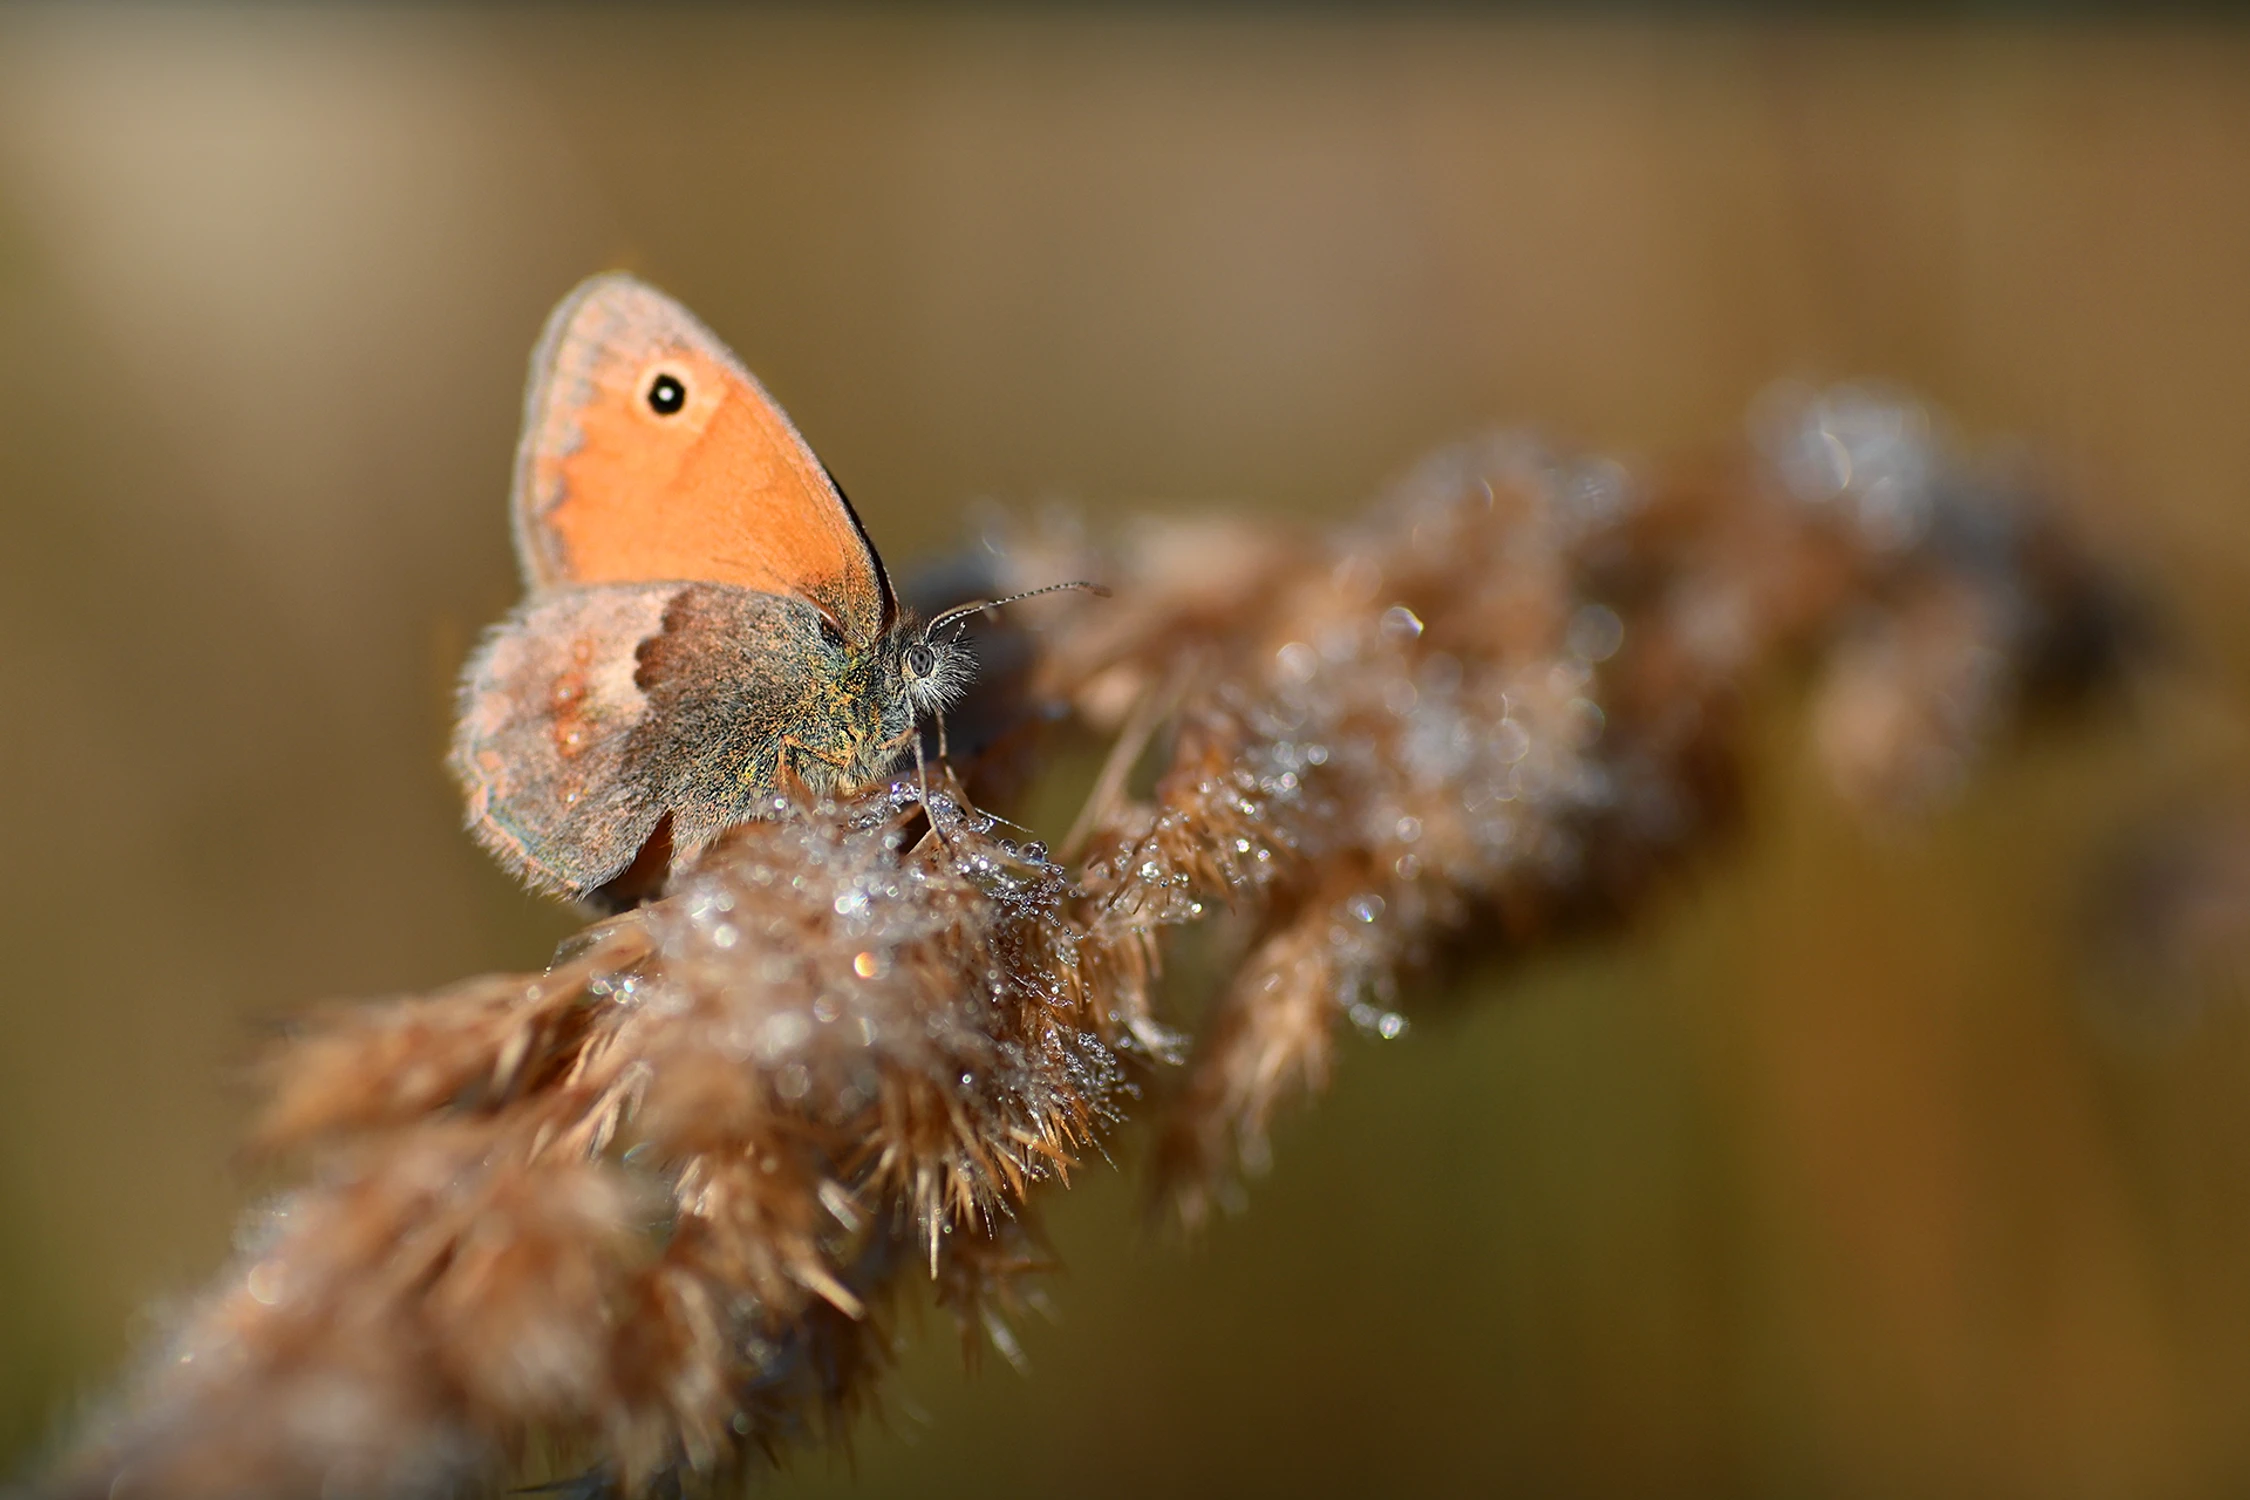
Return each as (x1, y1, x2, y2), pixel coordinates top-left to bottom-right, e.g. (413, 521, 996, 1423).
(52, 386, 2125, 1499)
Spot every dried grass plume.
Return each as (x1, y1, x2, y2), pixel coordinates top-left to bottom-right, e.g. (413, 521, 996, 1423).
(47, 386, 2127, 1500)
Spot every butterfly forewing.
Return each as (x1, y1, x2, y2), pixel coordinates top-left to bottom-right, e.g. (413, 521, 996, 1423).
(512, 273, 893, 643)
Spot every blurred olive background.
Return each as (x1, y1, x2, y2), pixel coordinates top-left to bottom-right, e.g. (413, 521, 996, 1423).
(7, 7, 2250, 1497)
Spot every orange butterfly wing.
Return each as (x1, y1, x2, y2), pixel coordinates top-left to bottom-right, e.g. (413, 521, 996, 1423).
(512, 273, 892, 643)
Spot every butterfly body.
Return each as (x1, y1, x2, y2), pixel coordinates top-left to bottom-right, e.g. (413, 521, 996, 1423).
(451, 274, 969, 904)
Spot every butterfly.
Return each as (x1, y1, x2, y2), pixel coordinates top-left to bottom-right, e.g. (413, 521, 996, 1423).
(450, 274, 1078, 907)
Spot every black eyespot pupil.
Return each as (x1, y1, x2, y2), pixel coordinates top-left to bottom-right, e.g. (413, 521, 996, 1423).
(647, 373, 686, 415)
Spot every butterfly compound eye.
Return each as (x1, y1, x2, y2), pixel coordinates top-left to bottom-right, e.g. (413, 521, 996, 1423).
(903, 642, 937, 680)
(646, 372, 687, 416)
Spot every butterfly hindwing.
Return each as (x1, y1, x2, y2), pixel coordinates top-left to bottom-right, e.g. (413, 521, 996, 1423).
(450, 581, 831, 899)
(452, 582, 673, 897)
(511, 273, 894, 643)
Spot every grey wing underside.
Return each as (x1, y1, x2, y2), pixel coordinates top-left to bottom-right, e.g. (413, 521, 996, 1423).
(449, 581, 815, 900)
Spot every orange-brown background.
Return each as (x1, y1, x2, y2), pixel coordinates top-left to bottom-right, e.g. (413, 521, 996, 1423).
(5, 9, 2250, 1497)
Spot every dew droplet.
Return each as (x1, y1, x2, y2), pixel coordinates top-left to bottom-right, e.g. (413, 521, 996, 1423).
(1567, 603, 1625, 663)
(1493, 719, 1531, 764)
(1276, 641, 1319, 682)
(760, 1012, 810, 1056)
(245, 1260, 286, 1307)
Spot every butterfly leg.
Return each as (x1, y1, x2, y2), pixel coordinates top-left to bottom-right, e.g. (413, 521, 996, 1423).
(910, 733, 956, 854)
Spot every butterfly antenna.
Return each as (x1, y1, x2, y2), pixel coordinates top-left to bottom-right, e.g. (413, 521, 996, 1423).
(924, 580, 1109, 640)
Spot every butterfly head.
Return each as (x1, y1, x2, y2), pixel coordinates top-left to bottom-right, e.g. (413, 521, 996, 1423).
(897, 632, 975, 718)
(895, 580, 1107, 723)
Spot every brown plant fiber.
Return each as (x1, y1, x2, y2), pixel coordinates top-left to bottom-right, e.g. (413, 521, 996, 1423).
(51, 387, 2126, 1500)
